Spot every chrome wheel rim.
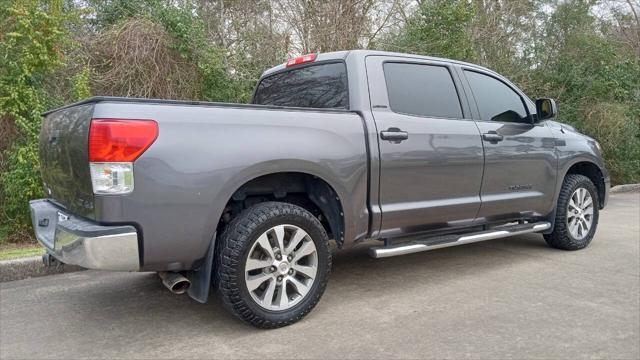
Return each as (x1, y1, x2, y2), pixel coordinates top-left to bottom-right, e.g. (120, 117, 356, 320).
(244, 224, 318, 311)
(567, 187, 594, 240)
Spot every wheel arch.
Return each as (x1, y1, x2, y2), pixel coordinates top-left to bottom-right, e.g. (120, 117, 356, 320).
(563, 160, 607, 209)
(219, 171, 346, 247)
(543, 158, 607, 235)
(187, 164, 347, 304)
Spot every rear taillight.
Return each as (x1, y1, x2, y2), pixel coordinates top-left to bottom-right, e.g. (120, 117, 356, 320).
(285, 53, 317, 67)
(89, 119, 158, 162)
(88, 119, 158, 194)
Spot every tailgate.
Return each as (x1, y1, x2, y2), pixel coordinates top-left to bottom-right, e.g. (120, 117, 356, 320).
(39, 104, 95, 218)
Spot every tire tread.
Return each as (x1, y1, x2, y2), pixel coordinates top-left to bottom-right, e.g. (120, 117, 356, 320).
(544, 174, 599, 250)
(215, 201, 331, 328)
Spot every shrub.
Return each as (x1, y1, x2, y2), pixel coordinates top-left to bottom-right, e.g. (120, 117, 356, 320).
(0, 0, 71, 241)
(1, 142, 43, 241)
(89, 18, 200, 99)
(578, 101, 640, 184)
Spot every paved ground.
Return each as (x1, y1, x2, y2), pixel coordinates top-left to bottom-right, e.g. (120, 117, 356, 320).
(1, 193, 638, 359)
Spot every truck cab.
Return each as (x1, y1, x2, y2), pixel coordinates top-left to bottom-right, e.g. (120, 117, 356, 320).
(254, 50, 608, 240)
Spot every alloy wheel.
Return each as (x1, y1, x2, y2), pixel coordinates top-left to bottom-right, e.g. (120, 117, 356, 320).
(566, 187, 594, 240)
(244, 224, 318, 311)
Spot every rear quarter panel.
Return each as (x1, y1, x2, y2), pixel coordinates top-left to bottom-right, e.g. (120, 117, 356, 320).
(91, 102, 368, 271)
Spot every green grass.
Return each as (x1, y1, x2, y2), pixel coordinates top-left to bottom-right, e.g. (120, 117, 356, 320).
(0, 245, 44, 261)
(0, 223, 44, 260)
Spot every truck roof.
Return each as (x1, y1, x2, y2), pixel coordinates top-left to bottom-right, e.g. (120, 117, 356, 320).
(260, 49, 498, 78)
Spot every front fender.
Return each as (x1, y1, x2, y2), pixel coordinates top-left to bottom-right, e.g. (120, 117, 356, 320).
(543, 125, 609, 233)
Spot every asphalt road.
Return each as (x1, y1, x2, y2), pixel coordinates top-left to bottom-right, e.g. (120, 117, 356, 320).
(1, 192, 639, 359)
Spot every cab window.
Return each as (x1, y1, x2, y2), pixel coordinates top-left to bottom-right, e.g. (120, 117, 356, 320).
(464, 70, 528, 123)
(384, 62, 463, 119)
(253, 62, 348, 109)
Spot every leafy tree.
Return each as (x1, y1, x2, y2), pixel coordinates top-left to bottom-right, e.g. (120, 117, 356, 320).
(86, 0, 161, 28)
(0, 0, 74, 240)
(532, 0, 640, 183)
(387, 0, 476, 62)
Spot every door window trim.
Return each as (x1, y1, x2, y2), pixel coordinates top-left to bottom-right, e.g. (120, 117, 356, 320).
(363, 55, 475, 121)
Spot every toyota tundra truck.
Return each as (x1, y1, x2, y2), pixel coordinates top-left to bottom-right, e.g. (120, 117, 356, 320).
(30, 50, 610, 328)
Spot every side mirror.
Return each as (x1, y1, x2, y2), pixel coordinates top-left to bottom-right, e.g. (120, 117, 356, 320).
(535, 98, 557, 121)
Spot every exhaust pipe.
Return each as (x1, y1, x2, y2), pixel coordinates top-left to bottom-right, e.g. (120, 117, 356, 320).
(158, 271, 191, 294)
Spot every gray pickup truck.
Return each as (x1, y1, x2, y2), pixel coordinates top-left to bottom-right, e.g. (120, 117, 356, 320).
(30, 50, 609, 328)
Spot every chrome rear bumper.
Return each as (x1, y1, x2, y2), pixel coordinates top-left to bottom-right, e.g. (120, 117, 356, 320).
(29, 199, 140, 271)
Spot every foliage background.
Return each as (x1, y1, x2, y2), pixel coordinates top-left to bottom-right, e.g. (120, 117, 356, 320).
(1, 0, 639, 243)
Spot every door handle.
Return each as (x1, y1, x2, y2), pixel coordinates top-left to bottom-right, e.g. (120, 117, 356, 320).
(380, 128, 409, 143)
(482, 131, 504, 143)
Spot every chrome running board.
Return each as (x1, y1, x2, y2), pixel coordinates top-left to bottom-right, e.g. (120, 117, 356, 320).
(369, 222, 551, 259)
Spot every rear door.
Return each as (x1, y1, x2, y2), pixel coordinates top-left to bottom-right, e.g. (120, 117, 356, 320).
(366, 56, 484, 238)
(460, 68, 557, 221)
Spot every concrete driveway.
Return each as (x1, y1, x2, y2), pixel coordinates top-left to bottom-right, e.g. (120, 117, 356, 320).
(1, 192, 638, 359)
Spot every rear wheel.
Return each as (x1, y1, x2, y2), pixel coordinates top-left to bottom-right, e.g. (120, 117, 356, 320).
(216, 202, 331, 328)
(544, 174, 599, 250)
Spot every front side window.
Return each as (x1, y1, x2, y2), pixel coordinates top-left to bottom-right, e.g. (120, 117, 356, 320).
(253, 62, 348, 109)
(464, 70, 528, 123)
(384, 62, 463, 119)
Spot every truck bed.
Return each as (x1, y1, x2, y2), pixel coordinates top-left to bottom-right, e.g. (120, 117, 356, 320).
(39, 97, 370, 271)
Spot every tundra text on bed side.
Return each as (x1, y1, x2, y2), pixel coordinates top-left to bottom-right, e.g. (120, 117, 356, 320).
(30, 50, 610, 328)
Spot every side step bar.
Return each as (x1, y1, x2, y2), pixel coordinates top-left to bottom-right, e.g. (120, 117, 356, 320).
(369, 222, 551, 258)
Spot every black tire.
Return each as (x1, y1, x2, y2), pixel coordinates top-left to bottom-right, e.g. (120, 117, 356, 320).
(215, 201, 331, 328)
(544, 174, 599, 250)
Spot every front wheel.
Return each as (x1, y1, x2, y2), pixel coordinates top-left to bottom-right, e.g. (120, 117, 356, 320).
(544, 174, 599, 250)
(215, 202, 331, 328)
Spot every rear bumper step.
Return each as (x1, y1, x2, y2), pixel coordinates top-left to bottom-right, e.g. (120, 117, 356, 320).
(369, 222, 551, 258)
(29, 199, 140, 271)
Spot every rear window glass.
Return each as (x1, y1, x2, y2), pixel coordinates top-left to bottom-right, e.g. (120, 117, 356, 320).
(253, 62, 348, 109)
(384, 62, 463, 119)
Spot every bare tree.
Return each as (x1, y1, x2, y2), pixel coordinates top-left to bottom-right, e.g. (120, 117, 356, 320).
(470, 0, 538, 74)
(274, 0, 405, 54)
(605, 0, 640, 57)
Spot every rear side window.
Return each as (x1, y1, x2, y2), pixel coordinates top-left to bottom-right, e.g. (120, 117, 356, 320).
(253, 62, 348, 109)
(464, 70, 528, 123)
(383, 62, 463, 119)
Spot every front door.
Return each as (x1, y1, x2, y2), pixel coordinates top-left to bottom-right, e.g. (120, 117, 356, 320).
(366, 56, 484, 238)
(461, 69, 557, 221)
